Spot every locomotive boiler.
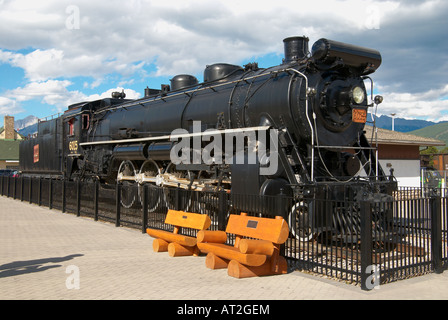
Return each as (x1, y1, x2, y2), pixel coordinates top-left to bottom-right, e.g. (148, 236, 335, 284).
(19, 36, 397, 239)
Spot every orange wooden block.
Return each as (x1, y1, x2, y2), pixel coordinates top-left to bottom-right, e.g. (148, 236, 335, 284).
(165, 209, 211, 231)
(197, 242, 266, 266)
(225, 213, 289, 245)
(227, 256, 288, 279)
(205, 252, 229, 269)
(239, 239, 275, 255)
(168, 242, 199, 257)
(197, 230, 227, 244)
(153, 238, 169, 252)
(146, 228, 197, 247)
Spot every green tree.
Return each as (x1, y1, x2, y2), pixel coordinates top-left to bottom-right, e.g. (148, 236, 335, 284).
(420, 146, 439, 155)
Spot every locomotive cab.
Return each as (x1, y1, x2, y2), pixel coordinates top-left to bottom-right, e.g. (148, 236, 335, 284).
(63, 104, 89, 178)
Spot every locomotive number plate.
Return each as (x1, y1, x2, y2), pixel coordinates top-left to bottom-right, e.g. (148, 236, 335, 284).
(352, 108, 367, 123)
(69, 140, 79, 153)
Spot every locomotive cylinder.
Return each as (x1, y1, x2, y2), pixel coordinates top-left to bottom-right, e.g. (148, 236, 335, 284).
(147, 142, 173, 160)
(113, 144, 148, 160)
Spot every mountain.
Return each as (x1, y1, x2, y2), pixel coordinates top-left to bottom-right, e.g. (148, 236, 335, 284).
(368, 114, 446, 132)
(15, 115, 38, 137)
(409, 122, 448, 150)
(15, 115, 38, 130)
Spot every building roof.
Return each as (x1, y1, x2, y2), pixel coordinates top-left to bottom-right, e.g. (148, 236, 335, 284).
(0, 140, 20, 160)
(0, 127, 24, 140)
(364, 125, 445, 147)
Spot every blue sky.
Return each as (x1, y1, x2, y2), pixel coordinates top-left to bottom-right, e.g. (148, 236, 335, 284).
(1, 0, 448, 127)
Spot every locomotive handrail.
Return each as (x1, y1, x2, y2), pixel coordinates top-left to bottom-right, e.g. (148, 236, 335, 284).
(79, 125, 271, 146)
(284, 67, 314, 181)
(314, 145, 376, 150)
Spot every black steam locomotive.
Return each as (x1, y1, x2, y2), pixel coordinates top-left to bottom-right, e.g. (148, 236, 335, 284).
(19, 36, 397, 239)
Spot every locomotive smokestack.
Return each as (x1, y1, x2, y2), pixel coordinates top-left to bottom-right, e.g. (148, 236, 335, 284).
(283, 36, 309, 64)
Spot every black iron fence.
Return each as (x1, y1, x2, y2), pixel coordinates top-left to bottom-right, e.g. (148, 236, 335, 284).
(1, 175, 447, 290)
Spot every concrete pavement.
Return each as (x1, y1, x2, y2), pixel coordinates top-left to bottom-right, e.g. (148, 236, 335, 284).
(1, 196, 448, 301)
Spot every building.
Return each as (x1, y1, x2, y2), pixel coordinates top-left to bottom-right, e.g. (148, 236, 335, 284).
(425, 154, 448, 172)
(364, 125, 445, 187)
(0, 116, 24, 170)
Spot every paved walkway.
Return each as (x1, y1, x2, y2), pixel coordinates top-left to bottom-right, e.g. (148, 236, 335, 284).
(1, 196, 448, 301)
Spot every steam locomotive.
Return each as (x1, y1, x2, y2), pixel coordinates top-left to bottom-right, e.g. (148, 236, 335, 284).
(19, 36, 397, 239)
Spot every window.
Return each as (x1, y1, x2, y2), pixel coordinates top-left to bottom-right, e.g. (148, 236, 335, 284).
(68, 118, 75, 135)
(82, 114, 90, 130)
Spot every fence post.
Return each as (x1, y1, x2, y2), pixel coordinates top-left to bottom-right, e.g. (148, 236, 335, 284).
(49, 178, 53, 210)
(276, 188, 288, 220)
(20, 176, 24, 201)
(175, 184, 180, 211)
(6, 176, 10, 198)
(218, 190, 227, 231)
(13, 177, 17, 199)
(115, 183, 121, 227)
(62, 179, 66, 213)
(76, 180, 81, 217)
(431, 193, 443, 274)
(29, 177, 33, 204)
(360, 199, 375, 291)
(94, 180, 99, 221)
(38, 177, 42, 206)
(142, 184, 148, 234)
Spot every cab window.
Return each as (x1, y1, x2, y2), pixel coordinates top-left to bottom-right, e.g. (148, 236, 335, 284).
(68, 118, 75, 136)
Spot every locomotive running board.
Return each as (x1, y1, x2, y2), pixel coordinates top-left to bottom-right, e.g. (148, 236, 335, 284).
(79, 126, 271, 146)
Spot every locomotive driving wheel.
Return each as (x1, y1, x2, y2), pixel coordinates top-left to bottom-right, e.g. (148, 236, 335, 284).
(162, 162, 192, 210)
(190, 170, 229, 226)
(117, 160, 138, 208)
(288, 201, 318, 242)
(138, 160, 162, 212)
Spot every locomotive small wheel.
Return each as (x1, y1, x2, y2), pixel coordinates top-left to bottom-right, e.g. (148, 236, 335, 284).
(117, 160, 138, 209)
(288, 201, 317, 242)
(138, 160, 162, 212)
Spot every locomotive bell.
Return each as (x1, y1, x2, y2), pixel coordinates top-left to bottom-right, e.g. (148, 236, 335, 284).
(111, 90, 126, 99)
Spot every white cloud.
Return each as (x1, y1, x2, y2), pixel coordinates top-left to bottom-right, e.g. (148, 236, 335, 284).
(84, 87, 141, 101)
(374, 84, 448, 122)
(0, 0, 402, 81)
(4, 80, 141, 114)
(0, 0, 446, 122)
(0, 96, 21, 115)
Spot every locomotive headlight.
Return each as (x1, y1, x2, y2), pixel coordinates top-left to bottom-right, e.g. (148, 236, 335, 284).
(352, 86, 365, 104)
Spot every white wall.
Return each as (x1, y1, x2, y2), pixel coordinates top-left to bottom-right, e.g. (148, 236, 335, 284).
(379, 159, 421, 187)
